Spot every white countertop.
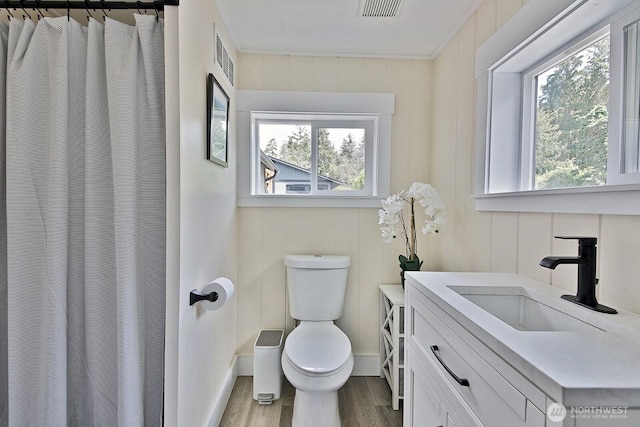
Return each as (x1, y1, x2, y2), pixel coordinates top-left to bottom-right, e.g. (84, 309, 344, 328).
(405, 271, 640, 407)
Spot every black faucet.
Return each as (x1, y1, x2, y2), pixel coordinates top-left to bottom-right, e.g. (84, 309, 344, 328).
(539, 236, 617, 314)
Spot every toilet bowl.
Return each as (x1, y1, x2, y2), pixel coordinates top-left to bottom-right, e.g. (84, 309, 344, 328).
(282, 322, 354, 427)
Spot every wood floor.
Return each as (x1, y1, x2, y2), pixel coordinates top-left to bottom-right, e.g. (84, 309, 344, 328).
(219, 376, 403, 427)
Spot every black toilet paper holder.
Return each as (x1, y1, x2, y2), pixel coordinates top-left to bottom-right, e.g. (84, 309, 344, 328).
(189, 289, 219, 306)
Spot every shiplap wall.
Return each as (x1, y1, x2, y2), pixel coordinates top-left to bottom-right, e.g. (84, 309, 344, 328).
(236, 56, 434, 356)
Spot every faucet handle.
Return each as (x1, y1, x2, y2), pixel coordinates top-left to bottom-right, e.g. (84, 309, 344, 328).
(554, 236, 597, 246)
(554, 236, 596, 241)
(555, 236, 597, 259)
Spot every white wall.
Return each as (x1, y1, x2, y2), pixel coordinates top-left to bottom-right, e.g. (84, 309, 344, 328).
(236, 56, 434, 358)
(431, 0, 640, 314)
(164, 1, 238, 426)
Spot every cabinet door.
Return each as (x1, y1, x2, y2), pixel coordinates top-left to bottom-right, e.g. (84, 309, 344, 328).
(526, 401, 545, 427)
(408, 365, 443, 427)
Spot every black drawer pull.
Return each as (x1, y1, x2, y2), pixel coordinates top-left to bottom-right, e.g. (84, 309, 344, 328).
(430, 345, 470, 387)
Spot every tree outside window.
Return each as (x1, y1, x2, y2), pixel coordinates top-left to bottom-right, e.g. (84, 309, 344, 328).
(534, 36, 610, 189)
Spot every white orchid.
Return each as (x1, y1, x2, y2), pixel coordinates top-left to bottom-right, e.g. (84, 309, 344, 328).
(378, 193, 405, 242)
(407, 183, 447, 238)
(378, 182, 446, 266)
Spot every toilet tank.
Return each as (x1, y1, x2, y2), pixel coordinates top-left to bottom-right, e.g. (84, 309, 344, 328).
(284, 255, 350, 321)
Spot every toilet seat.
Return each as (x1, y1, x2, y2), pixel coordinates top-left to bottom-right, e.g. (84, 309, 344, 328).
(284, 322, 351, 375)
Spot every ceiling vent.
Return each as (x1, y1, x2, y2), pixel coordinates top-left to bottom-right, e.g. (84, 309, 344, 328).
(359, 0, 403, 18)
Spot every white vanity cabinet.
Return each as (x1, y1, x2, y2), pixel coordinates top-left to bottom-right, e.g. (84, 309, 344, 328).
(404, 272, 640, 427)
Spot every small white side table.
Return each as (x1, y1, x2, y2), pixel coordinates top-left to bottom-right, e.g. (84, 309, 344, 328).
(379, 284, 405, 410)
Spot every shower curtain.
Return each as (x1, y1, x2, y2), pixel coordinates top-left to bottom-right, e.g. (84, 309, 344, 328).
(0, 14, 165, 426)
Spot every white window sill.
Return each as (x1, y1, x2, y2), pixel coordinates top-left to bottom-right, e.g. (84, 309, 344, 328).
(238, 195, 383, 208)
(473, 184, 640, 215)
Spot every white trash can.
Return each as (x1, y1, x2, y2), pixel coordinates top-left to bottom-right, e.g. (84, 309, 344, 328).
(253, 329, 284, 404)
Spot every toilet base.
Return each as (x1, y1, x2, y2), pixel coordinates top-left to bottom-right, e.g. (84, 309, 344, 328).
(292, 389, 340, 427)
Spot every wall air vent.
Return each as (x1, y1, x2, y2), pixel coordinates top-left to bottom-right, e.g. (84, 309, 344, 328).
(359, 0, 403, 18)
(214, 29, 235, 86)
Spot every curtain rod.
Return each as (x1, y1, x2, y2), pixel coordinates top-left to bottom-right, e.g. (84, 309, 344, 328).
(1, 0, 178, 11)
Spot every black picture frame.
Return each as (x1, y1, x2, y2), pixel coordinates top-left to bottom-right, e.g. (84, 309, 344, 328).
(207, 73, 230, 167)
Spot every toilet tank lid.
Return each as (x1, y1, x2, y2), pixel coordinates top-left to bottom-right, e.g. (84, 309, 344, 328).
(284, 255, 350, 269)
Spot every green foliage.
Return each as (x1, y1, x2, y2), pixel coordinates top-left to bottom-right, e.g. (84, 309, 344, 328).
(351, 168, 365, 190)
(279, 126, 311, 169)
(318, 129, 340, 181)
(334, 133, 365, 189)
(398, 254, 422, 271)
(535, 36, 609, 189)
(264, 138, 278, 157)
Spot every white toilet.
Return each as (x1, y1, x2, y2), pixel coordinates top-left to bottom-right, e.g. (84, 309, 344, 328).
(282, 254, 353, 427)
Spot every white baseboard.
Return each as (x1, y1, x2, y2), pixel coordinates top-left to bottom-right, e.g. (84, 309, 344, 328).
(237, 354, 380, 376)
(207, 355, 239, 427)
(351, 355, 381, 376)
(238, 354, 253, 376)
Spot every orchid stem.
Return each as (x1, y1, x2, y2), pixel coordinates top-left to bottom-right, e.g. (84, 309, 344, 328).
(409, 197, 416, 261)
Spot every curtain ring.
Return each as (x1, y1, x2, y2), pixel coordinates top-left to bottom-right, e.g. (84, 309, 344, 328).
(100, 0, 108, 22)
(34, 0, 45, 19)
(5, 1, 13, 21)
(85, 0, 93, 22)
(20, 0, 31, 19)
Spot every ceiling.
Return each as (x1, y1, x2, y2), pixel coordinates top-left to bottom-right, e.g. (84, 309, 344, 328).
(215, 0, 482, 59)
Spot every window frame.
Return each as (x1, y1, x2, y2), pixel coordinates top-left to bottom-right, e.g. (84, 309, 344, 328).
(251, 112, 377, 197)
(474, 0, 640, 215)
(236, 90, 394, 208)
(609, 4, 640, 184)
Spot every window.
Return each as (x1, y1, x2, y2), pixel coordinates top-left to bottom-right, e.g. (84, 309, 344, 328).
(528, 32, 610, 190)
(236, 91, 394, 208)
(253, 113, 374, 197)
(475, 0, 640, 214)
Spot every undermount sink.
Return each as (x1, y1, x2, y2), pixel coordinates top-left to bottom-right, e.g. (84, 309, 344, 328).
(447, 286, 604, 333)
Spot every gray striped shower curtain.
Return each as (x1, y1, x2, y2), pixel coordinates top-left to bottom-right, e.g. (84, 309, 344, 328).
(0, 14, 165, 426)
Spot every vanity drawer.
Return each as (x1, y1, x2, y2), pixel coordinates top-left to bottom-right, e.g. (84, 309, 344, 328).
(409, 344, 482, 427)
(410, 296, 528, 426)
